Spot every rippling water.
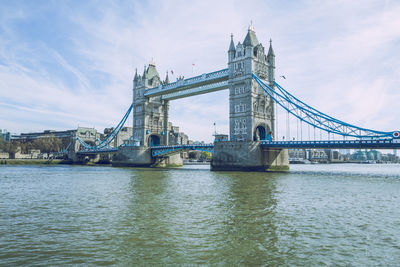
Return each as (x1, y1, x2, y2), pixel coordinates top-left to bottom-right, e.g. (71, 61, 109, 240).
(1, 164, 400, 265)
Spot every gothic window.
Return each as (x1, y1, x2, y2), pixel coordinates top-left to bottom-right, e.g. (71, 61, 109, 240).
(241, 119, 247, 134)
(234, 86, 246, 95)
(234, 118, 247, 135)
(258, 100, 265, 113)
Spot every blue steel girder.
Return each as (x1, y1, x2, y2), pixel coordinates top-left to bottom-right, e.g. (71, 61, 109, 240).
(261, 139, 400, 149)
(76, 104, 133, 152)
(252, 73, 397, 139)
(151, 144, 214, 157)
(145, 69, 229, 100)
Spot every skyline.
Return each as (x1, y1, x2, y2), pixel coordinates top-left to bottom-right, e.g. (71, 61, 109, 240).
(1, 1, 400, 142)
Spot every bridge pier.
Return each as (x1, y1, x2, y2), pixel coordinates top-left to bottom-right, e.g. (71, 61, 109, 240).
(112, 146, 153, 167)
(211, 141, 289, 172)
(112, 146, 183, 167)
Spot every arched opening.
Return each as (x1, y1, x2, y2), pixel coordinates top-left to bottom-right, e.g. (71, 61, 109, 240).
(254, 125, 271, 141)
(148, 135, 161, 147)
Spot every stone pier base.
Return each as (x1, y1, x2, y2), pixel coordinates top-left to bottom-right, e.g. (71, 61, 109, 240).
(112, 146, 183, 167)
(210, 141, 289, 172)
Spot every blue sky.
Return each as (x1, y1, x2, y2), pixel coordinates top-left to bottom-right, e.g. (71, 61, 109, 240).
(1, 0, 400, 142)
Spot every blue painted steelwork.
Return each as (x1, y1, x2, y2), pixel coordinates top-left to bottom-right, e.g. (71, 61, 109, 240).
(77, 104, 133, 152)
(261, 139, 400, 149)
(60, 141, 72, 153)
(252, 73, 397, 139)
(151, 144, 214, 157)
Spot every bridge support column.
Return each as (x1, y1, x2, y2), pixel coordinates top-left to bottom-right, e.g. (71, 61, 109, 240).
(112, 146, 153, 167)
(113, 145, 183, 167)
(163, 100, 169, 145)
(211, 141, 289, 172)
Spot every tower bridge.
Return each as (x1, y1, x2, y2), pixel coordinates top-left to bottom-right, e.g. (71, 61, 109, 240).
(75, 25, 400, 171)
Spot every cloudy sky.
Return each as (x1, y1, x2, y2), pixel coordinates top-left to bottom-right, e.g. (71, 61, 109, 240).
(1, 0, 399, 142)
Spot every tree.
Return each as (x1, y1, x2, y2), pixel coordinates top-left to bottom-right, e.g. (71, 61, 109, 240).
(200, 151, 212, 161)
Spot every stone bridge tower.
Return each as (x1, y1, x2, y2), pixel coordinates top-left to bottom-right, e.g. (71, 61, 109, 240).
(132, 61, 170, 147)
(211, 25, 288, 171)
(228, 24, 275, 142)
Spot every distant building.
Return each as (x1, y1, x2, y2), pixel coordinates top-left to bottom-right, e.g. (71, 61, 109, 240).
(0, 129, 11, 141)
(104, 127, 133, 147)
(351, 150, 382, 162)
(11, 129, 77, 141)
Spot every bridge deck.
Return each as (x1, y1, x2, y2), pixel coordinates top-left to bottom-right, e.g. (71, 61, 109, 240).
(77, 139, 400, 156)
(261, 139, 400, 149)
(151, 144, 214, 157)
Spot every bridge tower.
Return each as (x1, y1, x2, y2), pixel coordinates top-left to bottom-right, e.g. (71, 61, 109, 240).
(132, 61, 170, 147)
(228, 24, 275, 142)
(114, 61, 180, 167)
(211, 25, 289, 171)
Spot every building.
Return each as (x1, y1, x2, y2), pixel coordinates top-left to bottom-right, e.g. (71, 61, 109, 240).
(0, 129, 11, 141)
(104, 127, 133, 148)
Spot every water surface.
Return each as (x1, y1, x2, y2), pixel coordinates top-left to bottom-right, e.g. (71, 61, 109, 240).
(1, 164, 399, 265)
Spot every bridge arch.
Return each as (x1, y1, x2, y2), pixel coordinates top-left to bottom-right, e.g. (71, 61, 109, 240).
(148, 134, 161, 147)
(254, 124, 271, 141)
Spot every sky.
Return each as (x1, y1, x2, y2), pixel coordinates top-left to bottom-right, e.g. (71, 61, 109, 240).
(1, 0, 400, 142)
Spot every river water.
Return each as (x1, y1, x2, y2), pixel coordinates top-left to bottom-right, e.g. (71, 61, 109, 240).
(1, 164, 399, 266)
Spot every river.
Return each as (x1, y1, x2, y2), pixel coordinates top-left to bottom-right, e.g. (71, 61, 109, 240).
(1, 164, 399, 265)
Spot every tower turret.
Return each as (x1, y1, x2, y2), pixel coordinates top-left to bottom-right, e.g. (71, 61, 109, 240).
(164, 70, 170, 84)
(243, 23, 259, 47)
(228, 34, 235, 62)
(133, 68, 138, 83)
(267, 39, 275, 85)
(142, 64, 147, 83)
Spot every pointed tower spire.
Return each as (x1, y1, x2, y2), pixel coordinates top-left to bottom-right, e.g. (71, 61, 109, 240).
(268, 38, 275, 56)
(134, 68, 138, 81)
(164, 70, 169, 84)
(228, 33, 236, 61)
(143, 64, 147, 79)
(243, 22, 259, 47)
(229, 33, 235, 51)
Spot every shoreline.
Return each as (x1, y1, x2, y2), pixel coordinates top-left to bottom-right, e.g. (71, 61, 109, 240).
(0, 159, 65, 165)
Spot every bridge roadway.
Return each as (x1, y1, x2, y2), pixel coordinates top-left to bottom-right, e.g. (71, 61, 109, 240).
(144, 68, 229, 100)
(260, 139, 400, 149)
(151, 139, 400, 157)
(77, 139, 400, 156)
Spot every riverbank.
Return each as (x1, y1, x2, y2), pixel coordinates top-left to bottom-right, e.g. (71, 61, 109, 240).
(183, 161, 210, 165)
(0, 159, 64, 165)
